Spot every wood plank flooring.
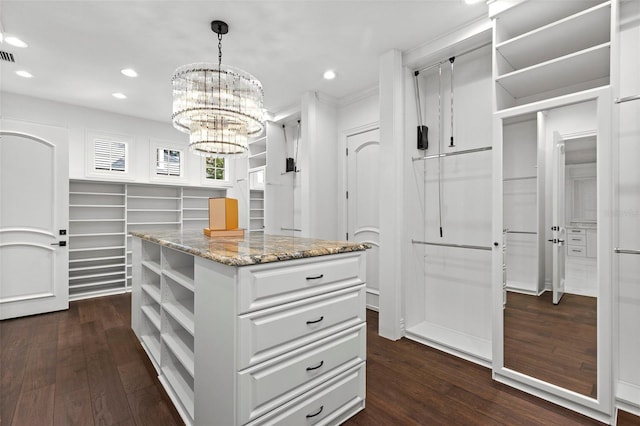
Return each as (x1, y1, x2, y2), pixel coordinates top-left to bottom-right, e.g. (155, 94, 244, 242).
(1, 293, 639, 426)
(504, 291, 598, 398)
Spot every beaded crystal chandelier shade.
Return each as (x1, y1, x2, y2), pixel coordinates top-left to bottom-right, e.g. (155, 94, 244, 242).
(171, 21, 264, 156)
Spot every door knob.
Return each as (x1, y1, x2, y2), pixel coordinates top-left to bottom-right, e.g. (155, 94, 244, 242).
(51, 241, 67, 246)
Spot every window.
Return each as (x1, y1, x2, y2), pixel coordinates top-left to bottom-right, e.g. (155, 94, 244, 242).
(94, 139, 127, 172)
(205, 157, 227, 181)
(156, 148, 182, 177)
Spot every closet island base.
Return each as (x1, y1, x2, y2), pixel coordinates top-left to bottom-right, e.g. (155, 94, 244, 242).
(130, 230, 369, 426)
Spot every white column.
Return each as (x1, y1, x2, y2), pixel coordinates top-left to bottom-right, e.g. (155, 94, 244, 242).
(378, 49, 405, 340)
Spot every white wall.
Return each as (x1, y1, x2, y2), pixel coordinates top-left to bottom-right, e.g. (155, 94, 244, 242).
(1, 92, 246, 224)
(615, 0, 640, 412)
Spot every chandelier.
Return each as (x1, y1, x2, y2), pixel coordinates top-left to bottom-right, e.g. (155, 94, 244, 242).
(171, 20, 264, 156)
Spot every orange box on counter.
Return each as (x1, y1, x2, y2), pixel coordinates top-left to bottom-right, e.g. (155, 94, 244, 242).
(203, 228, 245, 238)
(208, 197, 239, 231)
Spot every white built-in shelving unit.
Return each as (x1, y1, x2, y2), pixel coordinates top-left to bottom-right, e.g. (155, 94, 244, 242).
(248, 135, 267, 233)
(69, 180, 225, 301)
(493, 0, 612, 111)
(69, 181, 127, 300)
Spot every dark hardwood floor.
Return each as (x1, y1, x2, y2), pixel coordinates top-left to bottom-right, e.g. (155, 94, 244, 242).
(1, 293, 638, 426)
(504, 291, 598, 398)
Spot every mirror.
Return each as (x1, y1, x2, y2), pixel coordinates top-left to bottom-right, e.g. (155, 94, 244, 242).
(502, 100, 598, 399)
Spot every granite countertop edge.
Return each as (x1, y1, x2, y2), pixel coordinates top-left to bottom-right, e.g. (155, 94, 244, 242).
(130, 231, 371, 267)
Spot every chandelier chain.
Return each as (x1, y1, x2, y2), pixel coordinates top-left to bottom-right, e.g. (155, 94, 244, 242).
(218, 33, 223, 69)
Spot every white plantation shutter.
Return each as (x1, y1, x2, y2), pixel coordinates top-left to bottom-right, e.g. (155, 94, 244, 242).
(156, 148, 182, 176)
(95, 139, 127, 172)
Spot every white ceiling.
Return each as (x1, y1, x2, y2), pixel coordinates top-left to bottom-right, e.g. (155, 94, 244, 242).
(0, 1, 487, 125)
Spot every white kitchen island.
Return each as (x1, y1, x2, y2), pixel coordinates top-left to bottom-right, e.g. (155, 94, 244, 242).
(130, 230, 369, 425)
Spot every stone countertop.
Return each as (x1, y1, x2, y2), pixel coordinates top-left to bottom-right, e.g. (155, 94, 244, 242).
(129, 229, 370, 266)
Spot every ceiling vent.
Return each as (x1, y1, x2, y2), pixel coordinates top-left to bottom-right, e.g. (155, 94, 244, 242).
(1, 51, 16, 62)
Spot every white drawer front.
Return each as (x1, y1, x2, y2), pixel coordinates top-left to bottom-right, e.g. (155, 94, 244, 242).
(567, 228, 586, 236)
(568, 246, 586, 257)
(237, 253, 365, 314)
(567, 235, 586, 246)
(246, 363, 366, 426)
(238, 324, 366, 424)
(237, 284, 366, 369)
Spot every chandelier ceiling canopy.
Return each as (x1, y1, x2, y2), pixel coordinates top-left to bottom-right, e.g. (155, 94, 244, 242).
(171, 20, 264, 156)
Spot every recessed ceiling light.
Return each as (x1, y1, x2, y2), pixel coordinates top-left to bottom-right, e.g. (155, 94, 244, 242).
(4, 36, 28, 48)
(15, 70, 33, 78)
(323, 70, 336, 80)
(121, 68, 138, 77)
(112, 92, 127, 99)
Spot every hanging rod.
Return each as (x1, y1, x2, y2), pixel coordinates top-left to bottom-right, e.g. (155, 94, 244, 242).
(414, 41, 492, 75)
(412, 239, 491, 251)
(614, 248, 640, 255)
(412, 146, 492, 161)
(503, 175, 536, 182)
(614, 95, 640, 104)
(506, 230, 537, 235)
(281, 227, 302, 232)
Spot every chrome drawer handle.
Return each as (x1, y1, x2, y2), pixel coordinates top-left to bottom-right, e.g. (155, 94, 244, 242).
(306, 360, 324, 371)
(306, 316, 324, 325)
(306, 405, 324, 418)
(306, 274, 324, 280)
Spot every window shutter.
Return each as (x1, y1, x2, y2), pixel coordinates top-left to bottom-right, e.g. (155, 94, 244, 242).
(95, 139, 126, 172)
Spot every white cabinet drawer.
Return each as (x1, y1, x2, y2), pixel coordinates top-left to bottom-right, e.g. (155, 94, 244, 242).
(237, 253, 365, 314)
(567, 246, 586, 257)
(246, 362, 365, 426)
(238, 323, 366, 424)
(567, 228, 585, 236)
(567, 235, 586, 246)
(237, 284, 365, 369)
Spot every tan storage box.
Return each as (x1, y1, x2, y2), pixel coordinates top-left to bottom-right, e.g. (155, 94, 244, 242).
(204, 228, 245, 238)
(209, 197, 239, 230)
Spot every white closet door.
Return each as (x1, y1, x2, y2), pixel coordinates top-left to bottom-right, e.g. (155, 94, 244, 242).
(552, 133, 566, 305)
(0, 120, 69, 319)
(347, 128, 380, 310)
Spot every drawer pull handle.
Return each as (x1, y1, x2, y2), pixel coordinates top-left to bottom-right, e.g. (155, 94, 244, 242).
(306, 405, 324, 418)
(306, 360, 324, 371)
(306, 316, 324, 325)
(306, 274, 324, 280)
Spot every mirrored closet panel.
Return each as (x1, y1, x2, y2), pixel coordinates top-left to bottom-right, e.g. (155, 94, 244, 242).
(493, 89, 612, 421)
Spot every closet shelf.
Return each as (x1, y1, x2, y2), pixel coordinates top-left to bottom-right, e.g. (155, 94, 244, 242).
(128, 209, 180, 212)
(494, 0, 603, 43)
(495, 2, 610, 71)
(70, 204, 125, 208)
(495, 43, 610, 100)
(142, 284, 162, 304)
(161, 365, 195, 420)
(142, 259, 162, 275)
(69, 255, 126, 263)
(69, 270, 126, 281)
(182, 218, 207, 221)
(128, 221, 181, 226)
(163, 302, 195, 336)
(182, 208, 208, 211)
(163, 268, 195, 292)
(69, 192, 124, 196)
(69, 263, 126, 272)
(141, 335, 161, 366)
(69, 219, 126, 223)
(69, 245, 126, 253)
(141, 305, 161, 331)
(69, 278, 126, 289)
(127, 195, 181, 200)
(162, 333, 195, 377)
